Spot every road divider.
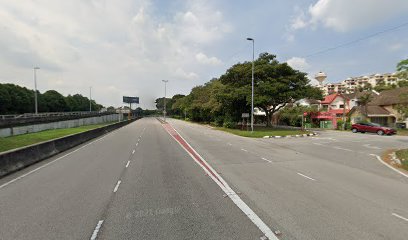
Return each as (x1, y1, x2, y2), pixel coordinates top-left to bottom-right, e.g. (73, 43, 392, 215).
(0, 119, 139, 178)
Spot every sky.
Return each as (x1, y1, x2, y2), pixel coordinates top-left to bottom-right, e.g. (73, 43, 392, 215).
(0, 0, 407, 109)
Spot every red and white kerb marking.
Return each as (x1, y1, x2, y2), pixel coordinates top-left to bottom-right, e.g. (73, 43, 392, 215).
(162, 122, 279, 240)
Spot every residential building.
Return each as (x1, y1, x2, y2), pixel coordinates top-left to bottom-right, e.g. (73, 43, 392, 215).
(318, 72, 401, 95)
(349, 87, 408, 128)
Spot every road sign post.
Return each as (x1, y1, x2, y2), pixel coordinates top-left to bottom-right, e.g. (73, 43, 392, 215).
(123, 96, 139, 120)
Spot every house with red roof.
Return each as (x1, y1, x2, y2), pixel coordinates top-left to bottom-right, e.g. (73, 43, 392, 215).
(310, 93, 351, 129)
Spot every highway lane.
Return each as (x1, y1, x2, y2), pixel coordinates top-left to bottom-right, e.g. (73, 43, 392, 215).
(0, 118, 265, 240)
(169, 118, 408, 240)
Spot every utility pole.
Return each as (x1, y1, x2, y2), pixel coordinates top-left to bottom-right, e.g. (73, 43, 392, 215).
(246, 38, 255, 133)
(89, 86, 92, 112)
(33, 67, 40, 114)
(162, 80, 169, 122)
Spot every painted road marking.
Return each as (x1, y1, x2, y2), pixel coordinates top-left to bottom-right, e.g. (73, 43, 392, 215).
(370, 154, 408, 178)
(297, 172, 316, 181)
(113, 180, 122, 193)
(0, 133, 111, 190)
(313, 143, 324, 146)
(261, 157, 272, 163)
(132, 150, 135, 154)
(161, 122, 279, 240)
(363, 144, 381, 149)
(392, 213, 408, 222)
(126, 161, 130, 168)
(241, 148, 248, 152)
(227, 143, 232, 146)
(333, 146, 353, 152)
(136, 142, 139, 146)
(90, 220, 104, 240)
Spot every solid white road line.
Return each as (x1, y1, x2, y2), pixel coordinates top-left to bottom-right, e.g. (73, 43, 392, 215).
(392, 213, 408, 222)
(162, 123, 279, 240)
(125, 161, 130, 168)
(90, 220, 104, 240)
(370, 154, 408, 178)
(113, 180, 122, 193)
(297, 172, 316, 181)
(261, 157, 272, 163)
(241, 148, 248, 152)
(132, 150, 135, 154)
(0, 133, 111, 190)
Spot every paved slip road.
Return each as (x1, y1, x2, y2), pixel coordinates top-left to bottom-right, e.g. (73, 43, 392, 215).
(0, 117, 407, 240)
(168, 118, 408, 240)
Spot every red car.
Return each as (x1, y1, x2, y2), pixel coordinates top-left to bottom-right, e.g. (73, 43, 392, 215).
(351, 122, 397, 135)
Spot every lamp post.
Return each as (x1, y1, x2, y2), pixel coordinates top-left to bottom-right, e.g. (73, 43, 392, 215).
(162, 80, 168, 122)
(89, 87, 92, 112)
(246, 38, 254, 133)
(33, 67, 40, 114)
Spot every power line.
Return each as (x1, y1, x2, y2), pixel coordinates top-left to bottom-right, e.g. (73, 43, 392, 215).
(302, 21, 408, 59)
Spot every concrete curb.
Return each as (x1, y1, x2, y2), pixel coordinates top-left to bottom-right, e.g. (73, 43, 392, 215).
(264, 132, 318, 139)
(0, 119, 139, 178)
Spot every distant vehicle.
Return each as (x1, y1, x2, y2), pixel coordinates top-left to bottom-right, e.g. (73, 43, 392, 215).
(351, 122, 397, 135)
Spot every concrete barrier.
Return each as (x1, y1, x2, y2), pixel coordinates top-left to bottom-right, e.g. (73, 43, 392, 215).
(0, 114, 120, 137)
(0, 119, 139, 178)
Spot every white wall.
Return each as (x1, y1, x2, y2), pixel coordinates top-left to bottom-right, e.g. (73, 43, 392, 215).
(0, 114, 119, 137)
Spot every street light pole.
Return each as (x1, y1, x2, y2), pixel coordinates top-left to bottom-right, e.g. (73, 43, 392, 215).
(162, 80, 168, 122)
(89, 86, 92, 112)
(246, 38, 255, 133)
(33, 67, 40, 114)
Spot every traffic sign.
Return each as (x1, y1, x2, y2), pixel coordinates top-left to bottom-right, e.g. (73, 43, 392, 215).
(123, 96, 139, 104)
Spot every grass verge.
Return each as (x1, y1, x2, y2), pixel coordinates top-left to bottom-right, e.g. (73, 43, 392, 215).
(395, 149, 408, 171)
(397, 129, 408, 136)
(0, 123, 112, 153)
(215, 127, 307, 138)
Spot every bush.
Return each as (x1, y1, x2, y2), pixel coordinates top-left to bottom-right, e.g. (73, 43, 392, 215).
(214, 116, 224, 127)
(223, 120, 236, 129)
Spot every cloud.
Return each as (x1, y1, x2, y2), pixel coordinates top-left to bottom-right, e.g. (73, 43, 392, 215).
(0, 0, 231, 108)
(286, 57, 310, 72)
(195, 52, 222, 65)
(289, 0, 408, 32)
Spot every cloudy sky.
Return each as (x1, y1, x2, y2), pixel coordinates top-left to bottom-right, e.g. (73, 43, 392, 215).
(0, 0, 407, 108)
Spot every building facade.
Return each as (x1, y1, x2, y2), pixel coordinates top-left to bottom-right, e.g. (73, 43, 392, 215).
(319, 73, 400, 95)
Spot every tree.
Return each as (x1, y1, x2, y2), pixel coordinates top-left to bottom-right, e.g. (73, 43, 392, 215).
(397, 59, 408, 80)
(357, 93, 373, 121)
(219, 53, 323, 126)
(42, 90, 68, 112)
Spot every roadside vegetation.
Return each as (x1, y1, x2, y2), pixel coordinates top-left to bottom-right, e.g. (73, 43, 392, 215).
(396, 149, 408, 171)
(216, 126, 307, 138)
(0, 123, 111, 153)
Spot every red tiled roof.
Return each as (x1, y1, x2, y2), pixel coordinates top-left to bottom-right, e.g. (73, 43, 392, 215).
(328, 109, 350, 115)
(321, 93, 339, 104)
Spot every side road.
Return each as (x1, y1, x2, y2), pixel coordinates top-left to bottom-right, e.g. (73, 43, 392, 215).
(169, 118, 408, 240)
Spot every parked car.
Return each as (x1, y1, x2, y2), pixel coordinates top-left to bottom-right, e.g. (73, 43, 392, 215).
(351, 122, 397, 135)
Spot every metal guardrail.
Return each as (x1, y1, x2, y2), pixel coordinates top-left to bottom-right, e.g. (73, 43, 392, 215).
(0, 111, 114, 120)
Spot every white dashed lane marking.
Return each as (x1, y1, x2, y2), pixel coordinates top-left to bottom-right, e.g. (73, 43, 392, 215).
(297, 172, 316, 181)
(90, 220, 104, 240)
(125, 161, 130, 168)
(392, 213, 408, 222)
(113, 180, 122, 193)
(261, 157, 272, 163)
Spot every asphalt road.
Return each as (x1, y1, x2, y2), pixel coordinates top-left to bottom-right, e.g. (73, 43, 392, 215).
(0, 118, 263, 240)
(0, 117, 407, 240)
(169, 119, 408, 240)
